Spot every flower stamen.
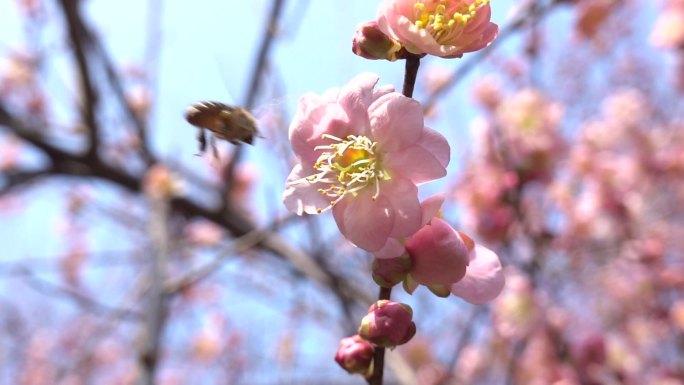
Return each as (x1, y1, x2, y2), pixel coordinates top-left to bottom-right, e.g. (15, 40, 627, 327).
(290, 134, 390, 213)
(413, 0, 489, 44)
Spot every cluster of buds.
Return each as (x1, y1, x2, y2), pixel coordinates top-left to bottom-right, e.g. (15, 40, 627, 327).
(335, 300, 416, 375)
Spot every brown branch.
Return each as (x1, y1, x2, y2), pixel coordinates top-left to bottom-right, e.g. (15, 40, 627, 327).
(136, 198, 171, 385)
(0, 168, 52, 196)
(56, 0, 100, 157)
(165, 217, 292, 294)
(19, 266, 141, 321)
(223, 0, 287, 194)
(2, 101, 373, 313)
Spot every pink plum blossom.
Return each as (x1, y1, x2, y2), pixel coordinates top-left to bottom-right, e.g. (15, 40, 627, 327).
(283, 73, 450, 252)
(402, 217, 505, 303)
(376, 0, 498, 58)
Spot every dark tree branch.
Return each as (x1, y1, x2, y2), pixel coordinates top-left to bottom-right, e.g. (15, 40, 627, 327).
(0, 168, 52, 196)
(1, 101, 373, 313)
(223, 0, 287, 195)
(19, 267, 141, 321)
(57, 0, 101, 157)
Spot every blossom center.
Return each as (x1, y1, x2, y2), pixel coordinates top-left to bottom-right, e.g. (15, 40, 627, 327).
(298, 134, 390, 213)
(413, 0, 489, 44)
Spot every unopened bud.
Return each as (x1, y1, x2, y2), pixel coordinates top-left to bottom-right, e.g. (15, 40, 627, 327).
(359, 300, 416, 347)
(372, 254, 411, 288)
(334, 335, 374, 375)
(352, 21, 406, 61)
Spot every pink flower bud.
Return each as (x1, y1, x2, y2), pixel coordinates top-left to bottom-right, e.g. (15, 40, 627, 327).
(372, 254, 412, 288)
(405, 217, 471, 286)
(334, 335, 374, 375)
(352, 21, 406, 61)
(359, 300, 416, 347)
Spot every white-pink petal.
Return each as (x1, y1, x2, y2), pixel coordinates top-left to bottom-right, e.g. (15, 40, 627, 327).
(337, 73, 379, 136)
(333, 191, 394, 251)
(382, 177, 422, 238)
(282, 164, 331, 215)
(373, 238, 406, 259)
(369, 93, 423, 152)
(419, 194, 445, 227)
(384, 144, 447, 185)
(450, 245, 505, 304)
(289, 101, 349, 164)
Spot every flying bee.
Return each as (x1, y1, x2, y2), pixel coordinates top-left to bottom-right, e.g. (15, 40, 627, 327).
(184, 101, 259, 156)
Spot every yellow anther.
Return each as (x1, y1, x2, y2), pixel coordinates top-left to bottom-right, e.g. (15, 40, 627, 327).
(411, 0, 488, 39)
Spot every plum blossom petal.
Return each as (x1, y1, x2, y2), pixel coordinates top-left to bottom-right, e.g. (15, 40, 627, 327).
(384, 127, 450, 185)
(283, 164, 330, 215)
(373, 84, 396, 100)
(374, 238, 406, 259)
(369, 94, 423, 152)
(451, 244, 505, 304)
(333, 191, 394, 252)
(405, 217, 469, 285)
(337, 73, 380, 135)
(283, 74, 450, 252)
(376, 0, 498, 58)
(288, 98, 349, 164)
(383, 177, 422, 238)
(420, 193, 445, 226)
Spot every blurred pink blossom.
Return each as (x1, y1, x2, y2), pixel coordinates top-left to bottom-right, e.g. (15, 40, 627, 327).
(183, 221, 225, 247)
(142, 164, 183, 199)
(651, 8, 684, 49)
(471, 75, 502, 111)
(283, 73, 449, 252)
(496, 88, 565, 182)
(376, 0, 498, 58)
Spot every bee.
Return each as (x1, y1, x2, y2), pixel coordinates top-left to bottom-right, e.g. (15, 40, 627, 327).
(184, 101, 259, 155)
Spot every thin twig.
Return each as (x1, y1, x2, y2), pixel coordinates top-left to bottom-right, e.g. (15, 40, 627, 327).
(223, 0, 287, 193)
(421, 0, 564, 113)
(19, 266, 141, 321)
(56, 0, 100, 157)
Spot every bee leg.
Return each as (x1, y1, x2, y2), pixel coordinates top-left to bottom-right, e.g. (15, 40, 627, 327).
(210, 135, 219, 159)
(196, 129, 207, 156)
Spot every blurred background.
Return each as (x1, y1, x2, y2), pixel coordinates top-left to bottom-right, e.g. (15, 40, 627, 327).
(1, 0, 683, 384)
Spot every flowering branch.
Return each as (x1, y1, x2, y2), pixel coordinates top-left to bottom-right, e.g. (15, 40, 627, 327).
(367, 53, 421, 385)
(367, 286, 393, 385)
